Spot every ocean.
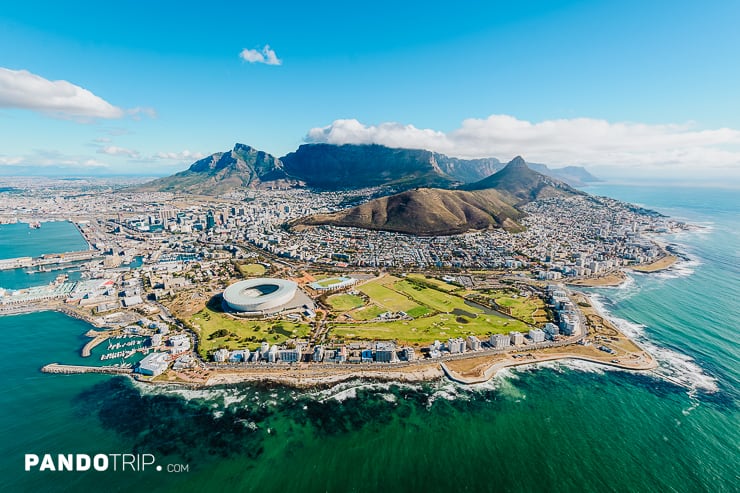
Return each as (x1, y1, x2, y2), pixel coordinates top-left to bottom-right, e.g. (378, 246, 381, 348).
(0, 221, 90, 290)
(0, 185, 737, 492)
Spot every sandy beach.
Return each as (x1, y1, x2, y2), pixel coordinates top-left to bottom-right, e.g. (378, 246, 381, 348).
(567, 270, 628, 287)
(629, 254, 678, 273)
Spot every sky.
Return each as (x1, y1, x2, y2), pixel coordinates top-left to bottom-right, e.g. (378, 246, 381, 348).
(1, 0, 739, 181)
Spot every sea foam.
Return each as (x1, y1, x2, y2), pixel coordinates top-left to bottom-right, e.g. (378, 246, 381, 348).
(587, 293, 718, 394)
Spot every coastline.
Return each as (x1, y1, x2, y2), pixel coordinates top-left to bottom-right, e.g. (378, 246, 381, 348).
(35, 289, 658, 389)
(628, 254, 678, 273)
(566, 253, 680, 288)
(7, 235, 683, 390)
(566, 270, 627, 287)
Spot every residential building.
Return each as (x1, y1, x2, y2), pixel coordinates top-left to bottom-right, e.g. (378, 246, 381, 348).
(510, 331, 524, 345)
(448, 337, 466, 354)
(529, 329, 546, 343)
(466, 335, 482, 351)
(375, 341, 398, 363)
(491, 333, 511, 349)
(214, 348, 230, 362)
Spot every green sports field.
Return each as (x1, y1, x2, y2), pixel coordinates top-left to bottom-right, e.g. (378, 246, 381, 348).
(327, 275, 534, 344)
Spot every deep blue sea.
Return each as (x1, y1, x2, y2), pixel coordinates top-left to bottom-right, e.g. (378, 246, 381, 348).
(0, 185, 737, 492)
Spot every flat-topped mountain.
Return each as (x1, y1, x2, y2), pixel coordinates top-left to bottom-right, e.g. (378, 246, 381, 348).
(136, 142, 598, 195)
(280, 144, 460, 190)
(462, 156, 585, 205)
(291, 187, 524, 236)
(137, 144, 295, 195)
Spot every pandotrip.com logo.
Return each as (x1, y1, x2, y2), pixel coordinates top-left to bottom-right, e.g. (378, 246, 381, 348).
(24, 453, 189, 473)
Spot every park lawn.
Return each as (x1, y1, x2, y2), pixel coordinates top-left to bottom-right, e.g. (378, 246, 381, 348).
(327, 293, 365, 311)
(406, 306, 431, 318)
(347, 304, 385, 321)
(492, 291, 548, 324)
(406, 273, 459, 292)
(330, 312, 527, 346)
(358, 280, 422, 312)
(238, 263, 266, 277)
(394, 280, 474, 313)
(190, 307, 311, 358)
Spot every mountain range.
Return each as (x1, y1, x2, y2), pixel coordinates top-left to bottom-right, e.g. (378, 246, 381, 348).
(136, 142, 599, 195)
(135, 143, 592, 236)
(291, 156, 584, 236)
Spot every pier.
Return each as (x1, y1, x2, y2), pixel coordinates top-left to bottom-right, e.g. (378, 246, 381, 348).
(41, 363, 133, 375)
(0, 250, 101, 271)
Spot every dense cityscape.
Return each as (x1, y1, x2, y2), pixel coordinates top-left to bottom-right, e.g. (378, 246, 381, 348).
(0, 176, 681, 383)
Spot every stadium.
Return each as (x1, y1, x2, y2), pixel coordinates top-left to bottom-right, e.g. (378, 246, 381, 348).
(222, 278, 307, 315)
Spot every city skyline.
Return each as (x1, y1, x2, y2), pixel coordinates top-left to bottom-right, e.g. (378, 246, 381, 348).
(1, 0, 739, 181)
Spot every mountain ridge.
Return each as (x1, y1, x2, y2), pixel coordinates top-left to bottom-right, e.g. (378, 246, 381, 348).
(135, 143, 295, 195)
(291, 157, 582, 236)
(136, 142, 598, 195)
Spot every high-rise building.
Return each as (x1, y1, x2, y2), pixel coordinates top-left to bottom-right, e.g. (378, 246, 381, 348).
(491, 333, 511, 349)
(375, 341, 398, 363)
(529, 329, 546, 343)
(448, 338, 466, 354)
(466, 335, 482, 351)
(205, 211, 216, 230)
(510, 331, 524, 345)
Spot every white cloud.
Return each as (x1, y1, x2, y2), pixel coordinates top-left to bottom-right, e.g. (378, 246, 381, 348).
(154, 150, 206, 161)
(127, 106, 157, 119)
(97, 145, 141, 159)
(0, 155, 24, 166)
(239, 45, 282, 66)
(0, 150, 108, 168)
(0, 67, 126, 120)
(306, 115, 740, 175)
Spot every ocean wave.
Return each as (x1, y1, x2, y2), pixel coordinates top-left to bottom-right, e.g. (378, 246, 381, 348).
(587, 294, 719, 394)
(649, 257, 701, 280)
(308, 379, 418, 403)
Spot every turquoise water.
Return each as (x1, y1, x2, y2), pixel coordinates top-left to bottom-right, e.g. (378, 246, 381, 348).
(0, 186, 738, 492)
(0, 221, 89, 290)
(0, 262, 87, 290)
(0, 221, 89, 259)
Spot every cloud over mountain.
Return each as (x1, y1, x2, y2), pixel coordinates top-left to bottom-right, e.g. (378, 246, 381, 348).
(307, 115, 740, 174)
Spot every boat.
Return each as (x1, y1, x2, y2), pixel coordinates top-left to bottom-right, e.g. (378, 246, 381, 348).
(28, 221, 41, 229)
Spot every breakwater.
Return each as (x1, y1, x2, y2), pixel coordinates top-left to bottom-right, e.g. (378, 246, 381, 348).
(41, 363, 133, 375)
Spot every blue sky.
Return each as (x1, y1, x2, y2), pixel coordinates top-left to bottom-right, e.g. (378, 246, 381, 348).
(1, 0, 739, 180)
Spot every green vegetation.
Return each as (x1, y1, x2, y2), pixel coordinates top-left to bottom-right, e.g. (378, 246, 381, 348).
(394, 280, 463, 312)
(326, 293, 365, 311)
(327, 275, 534, 344)
(190, 305, 311, 358)
(490, 290, 548, 325)
(331, 312, 528, 345)
(238, 263, 267, 277)
(405, 306, 431, 318)
(346, 305, 383, 321)
(358, 280, 423, 312)
(406, 273, 459, 292)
